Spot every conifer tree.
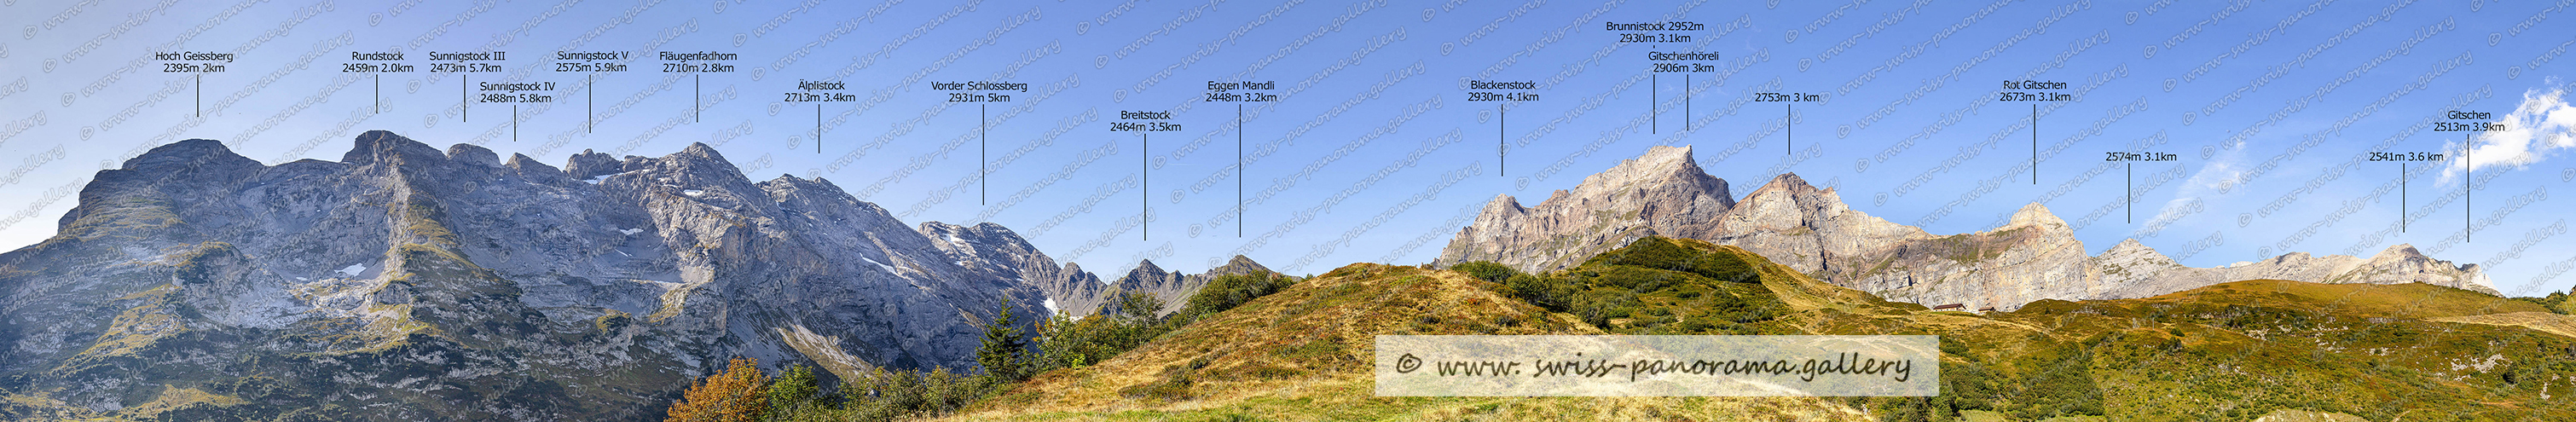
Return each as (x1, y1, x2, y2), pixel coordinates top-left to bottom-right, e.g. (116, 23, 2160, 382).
(976, 300, 1031, 381)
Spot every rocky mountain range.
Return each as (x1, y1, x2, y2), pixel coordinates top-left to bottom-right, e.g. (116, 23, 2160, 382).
(0, 131, 1257, 420)
(1030, 255, 1276, 318)
(1108, 256, 1275, 316)
(1435, 145, 2497, 311)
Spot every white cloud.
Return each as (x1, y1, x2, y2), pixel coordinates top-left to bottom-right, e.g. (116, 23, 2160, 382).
(2136, 145, 2248, 237)
(2447, 83, 2576, 182)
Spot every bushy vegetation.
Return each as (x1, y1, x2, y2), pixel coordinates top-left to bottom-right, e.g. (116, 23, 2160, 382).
(2521, 286, 2576, 314)
(831, 365, 999, 421)
(665, 272, 1302, 421)
(1172, 271, 1298, 321)
(1033, 291, 1168, 370)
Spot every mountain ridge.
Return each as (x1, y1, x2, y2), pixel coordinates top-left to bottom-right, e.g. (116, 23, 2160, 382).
(0, 131, 1267, 420)
(1436, 145, 2496, 310)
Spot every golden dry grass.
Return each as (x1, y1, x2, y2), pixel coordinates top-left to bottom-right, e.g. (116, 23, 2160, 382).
(2430, 312, 2576, 339)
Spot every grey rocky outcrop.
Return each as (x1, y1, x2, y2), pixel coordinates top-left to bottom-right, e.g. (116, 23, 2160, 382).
(1435, 145, 1734, 272)
(1437, 145, 2498, 312)
(0, 131, 1250, 420)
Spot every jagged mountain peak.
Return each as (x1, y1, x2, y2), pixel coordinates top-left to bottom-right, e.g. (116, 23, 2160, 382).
(2353, 243, 2495, 293)
(1722, 173, 1835, 227)
(1741, 171, 1823, 198)
(341, 130, 446, 166)
(2371, 243, 2431, 261)
(1126, 259, 1171, 278)
(1480, 194, 1525, 215)
(1555, 144, 1731, 207)
(1218, 255, 1265, 270)
(122, 138, 256, 170)
(1618, 145, 1699, 176)
(645, 143, 750, 185)
(503, 153, 552, 171)
(677, 142, 727, 162)
(1566, 145, 1699, 187)
(2105, 238, 2155, 253)
(2098, 238, 2172, 262)
(445, 143, 500, 167)
(654, 143, 738, 171)
(564, 148, 622, 180)
(1640, 144, 1693, 160)
(1723, 172, 1850, 232)
(2093, 238, 2179, 286)
(505, 153, 569, 183)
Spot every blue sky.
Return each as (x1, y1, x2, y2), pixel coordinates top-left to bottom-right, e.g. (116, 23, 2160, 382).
(2, 0, 2572, 295)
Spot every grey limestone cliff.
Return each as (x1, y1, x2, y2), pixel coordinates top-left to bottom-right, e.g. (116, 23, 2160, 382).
(1434, 145, 1734, 272)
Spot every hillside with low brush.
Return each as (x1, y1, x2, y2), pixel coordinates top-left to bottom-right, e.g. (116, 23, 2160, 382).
(950, 237, 2576, 421)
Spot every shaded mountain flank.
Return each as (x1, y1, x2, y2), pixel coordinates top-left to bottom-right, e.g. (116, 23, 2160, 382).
(0, 131, 1262, 420)
(1436, 145, 2494, 311)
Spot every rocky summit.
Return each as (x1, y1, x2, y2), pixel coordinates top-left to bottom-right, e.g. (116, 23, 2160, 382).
(0, 131, 1259, 420)
(1436, 145, 2496, 311)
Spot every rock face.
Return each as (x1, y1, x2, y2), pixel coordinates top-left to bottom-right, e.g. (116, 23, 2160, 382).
(916, 221, 1102, 320)
(0, 131, 1229, 420)
(1437, 145, 2498, 311)
(1435, 146, 1735, 272)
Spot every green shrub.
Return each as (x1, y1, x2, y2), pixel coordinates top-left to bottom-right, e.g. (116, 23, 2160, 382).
(2008, 344, 2104, 419)
(1170, 271, 1297, 324)
(1504, 274, 1572, 310)
(1450, 261, 1521, 284)
(1587, 237, 1760, 283)
(1034, 299, 1164, 372)
(836, 366, 998, 420)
